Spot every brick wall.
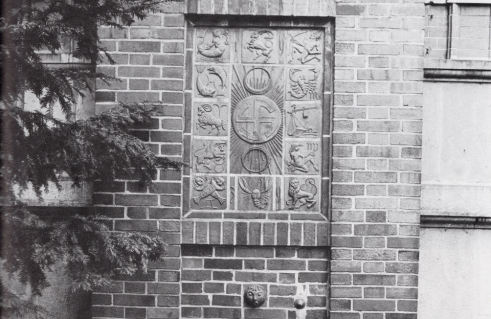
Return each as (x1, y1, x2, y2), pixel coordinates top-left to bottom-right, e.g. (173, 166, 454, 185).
(181, 245, 328, 318)
(92, 2, 186, 318)
(332, 0, 423, 318)
(90, 0, 425, 318)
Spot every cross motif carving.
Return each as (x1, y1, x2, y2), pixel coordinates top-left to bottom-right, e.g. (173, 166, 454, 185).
(233, 96, 281, 144)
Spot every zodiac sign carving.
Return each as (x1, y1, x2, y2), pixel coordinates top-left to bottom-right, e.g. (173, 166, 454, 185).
(193, 176, 226, 208)
(194, 141, 227, 173)
(196, 104, 226, 135)
(287, 104, 319, 137)
(197, 29, 229, 58)
(196, 66, 227, 97)
(286, 178, 317, 210)
(286, 143, 319, 173)
(244, 285, 266, 308)
(238, 177, 273, 210)
(287, 30, 322, 64)
(243, 68, 272, 95)
(245, 30, 274, 62)
(288, 68, 320, 100)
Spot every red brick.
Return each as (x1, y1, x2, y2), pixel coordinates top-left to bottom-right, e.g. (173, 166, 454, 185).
(387, 288, 418, 299)
(114, 220, 157, 231)
(93, 306, 124, 318)
(119, 41, 160, 52)
(353, 274, 396, 286)
(354, 225, 397, 236)
(114, 294, 155, 307)
(337, 4, 366, 15)
(331, 287, 362, 298)
(331, 261, 362, 272)
(181, 294, 209, 306)
(387, 238, 419, 249)
(333, 185, 365, 196)
(212, 295, 241, 306)
(148, 283, 180, 294)
(267, 260, 306, 270)
(353, 300, 395, 311)
(385, 262, 419, 274)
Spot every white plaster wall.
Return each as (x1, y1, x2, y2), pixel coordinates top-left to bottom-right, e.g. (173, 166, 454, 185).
(422, 82, 491, 216)
(419, 228, 491, 319)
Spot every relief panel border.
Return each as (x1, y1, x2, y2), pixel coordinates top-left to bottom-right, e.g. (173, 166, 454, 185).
(182, 17, 334, 240)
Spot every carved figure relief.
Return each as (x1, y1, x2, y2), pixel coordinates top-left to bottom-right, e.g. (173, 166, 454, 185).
(286, 178, 318, 210)
(242, 30, 280, 64)
(286, 102, 321, 138)
(196, 65, 228, 98)
(196, 28, 230, 62)
(238, 177, 273, 210)
(287, 68, 321, 101)
(287, 30, 323, 65)
(193, 139, 227, 173)
(194, 103, 227, 136)
(244, 285, 267, 308)
(285, 142, 320, 174)
(191, 176, 227, 210)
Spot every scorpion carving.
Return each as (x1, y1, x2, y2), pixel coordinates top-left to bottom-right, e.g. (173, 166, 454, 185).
(288, 68, 320, 100)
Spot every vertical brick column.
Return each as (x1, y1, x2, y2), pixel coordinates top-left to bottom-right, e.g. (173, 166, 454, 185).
(92, 2, 186, 318)
(331, 1, 423, 318)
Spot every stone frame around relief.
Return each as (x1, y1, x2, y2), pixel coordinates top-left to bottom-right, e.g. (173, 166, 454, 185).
(183, 15, 334, 222)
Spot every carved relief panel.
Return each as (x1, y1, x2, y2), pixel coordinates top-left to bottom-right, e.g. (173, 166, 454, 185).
(187, 26, 329, 217)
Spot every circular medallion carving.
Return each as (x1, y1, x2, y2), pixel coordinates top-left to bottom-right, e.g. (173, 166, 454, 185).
(243, 68, 272, 95)
(241, 147, 270, 173)
(232, 96, 282, 144)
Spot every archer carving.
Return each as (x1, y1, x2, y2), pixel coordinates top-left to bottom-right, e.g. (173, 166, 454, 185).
(287, 30, 322, 65)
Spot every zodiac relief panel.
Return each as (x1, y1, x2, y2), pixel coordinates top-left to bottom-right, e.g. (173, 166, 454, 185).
(286, 67, 323, 101)
(285, 102, 322, 138)
(193, 103, 228, 136)
(191, 175, 227, 210)
(188, 27, 329, 217)
(194, 65, 229, 99)
(195, 28, 231, 63)
(285, 141, 321, 175)
(192, 139, 227, 174)
(286, 30, 323, 65)
(241, 29, 282, 64)
(284, 177, 320, 212)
